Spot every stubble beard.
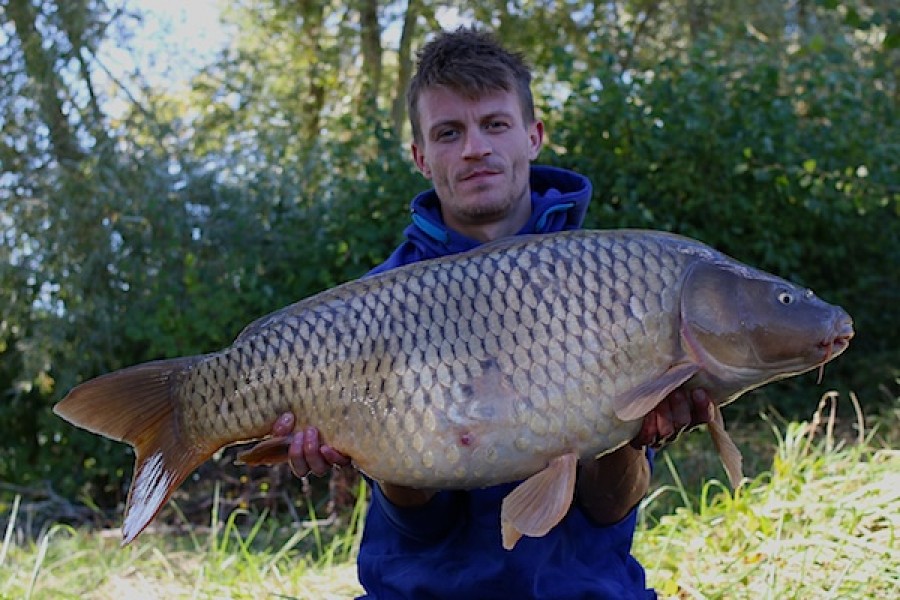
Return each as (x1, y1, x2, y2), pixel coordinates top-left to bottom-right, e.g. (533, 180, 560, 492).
(457, 171, 530, 225)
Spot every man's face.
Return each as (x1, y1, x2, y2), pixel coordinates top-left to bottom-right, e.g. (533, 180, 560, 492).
(411, 86, 544, 241)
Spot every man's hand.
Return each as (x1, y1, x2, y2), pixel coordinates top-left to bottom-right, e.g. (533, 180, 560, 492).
(578, 387, 715, 525)
(268, 413, 351, 478)
(266, 413, 433, 507)
(630, 387, 714, 449)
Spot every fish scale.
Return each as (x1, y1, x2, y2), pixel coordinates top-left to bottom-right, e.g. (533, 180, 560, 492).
(54, 229, 853, 547)
(173, 231, 687, 488)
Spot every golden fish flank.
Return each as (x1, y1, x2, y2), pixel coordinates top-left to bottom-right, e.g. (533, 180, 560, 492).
(53, 229, 854, 549)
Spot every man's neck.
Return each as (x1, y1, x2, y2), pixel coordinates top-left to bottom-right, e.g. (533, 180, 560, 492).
(462, 219, 527, 243)
(445, 193, 533, 243)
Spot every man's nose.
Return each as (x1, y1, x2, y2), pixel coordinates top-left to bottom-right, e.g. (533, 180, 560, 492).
(462, 129, 492, 158)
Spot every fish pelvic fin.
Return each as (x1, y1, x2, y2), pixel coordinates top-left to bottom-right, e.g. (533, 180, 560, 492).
(707, 403, 745, 488)
(500, 452, 578, 550)
(613, 362, 700, 422)
(54, 358, 214, 544)
(236, 436, 292, 466)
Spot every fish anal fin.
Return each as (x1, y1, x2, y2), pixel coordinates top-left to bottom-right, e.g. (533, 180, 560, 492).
(236, 436, 293, 466)
(613, 362, 700, 422)
(54, 358, 216, 544)
(707, 403, 744, 488)
(500, 453, 578, 550)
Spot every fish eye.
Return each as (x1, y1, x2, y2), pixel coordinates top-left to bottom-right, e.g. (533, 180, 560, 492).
(778, 291, 795, 305)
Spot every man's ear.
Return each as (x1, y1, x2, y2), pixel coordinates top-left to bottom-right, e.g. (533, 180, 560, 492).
(411, 142, 432, 178)
(528, 120, 545, 160)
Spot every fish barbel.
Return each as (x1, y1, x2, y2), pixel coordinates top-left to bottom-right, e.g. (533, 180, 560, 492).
(54, 229, 854, 548)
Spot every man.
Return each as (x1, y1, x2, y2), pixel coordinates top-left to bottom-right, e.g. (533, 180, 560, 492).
(260, 28, 713, 599)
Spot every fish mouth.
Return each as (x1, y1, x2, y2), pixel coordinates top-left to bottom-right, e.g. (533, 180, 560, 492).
(814, 317, 854, 383)
(822, 317, 854, 358)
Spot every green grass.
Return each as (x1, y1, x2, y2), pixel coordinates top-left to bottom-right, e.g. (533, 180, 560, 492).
(0, 481, 368, 600)
(637, 391, 900, 599)
(2, 391, 898, 599)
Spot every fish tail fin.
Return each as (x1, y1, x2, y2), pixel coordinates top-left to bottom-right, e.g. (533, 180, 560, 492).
(54, 358, 215, 544)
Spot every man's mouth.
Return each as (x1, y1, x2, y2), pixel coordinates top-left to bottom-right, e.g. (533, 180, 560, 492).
(460, 169, 501, 182)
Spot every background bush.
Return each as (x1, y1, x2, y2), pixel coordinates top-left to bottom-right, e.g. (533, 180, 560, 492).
(1, 1, 896, 515)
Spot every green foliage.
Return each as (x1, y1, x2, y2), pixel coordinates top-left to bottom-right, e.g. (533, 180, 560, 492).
(1, 0, 897, 514)
(637, 394, 900, 598)
(0, 480, 369, 599)
(545, 22, 899, 416)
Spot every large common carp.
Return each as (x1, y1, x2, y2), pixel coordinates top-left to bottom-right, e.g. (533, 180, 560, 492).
(54, 229, 853, 549)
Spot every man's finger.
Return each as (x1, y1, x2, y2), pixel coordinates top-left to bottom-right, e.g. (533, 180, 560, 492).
(322, 445, 352, 467)
(303, 427, 329, 476)
(690, 389, 715, 425)
(669, 390, 693, 431)
(654, 398, 676, 440)
(629, 416, 657, 449)
(272, 412, 295, 436)
(288, 432, 310, 478)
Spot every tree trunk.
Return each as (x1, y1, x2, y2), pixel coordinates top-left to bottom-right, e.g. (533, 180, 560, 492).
(685, 0, 710, 40)
(6, 0, 85, 165)
(302, 3, 328, 142)
(358, 0, 383, 116)
(391, 0, 421, 137)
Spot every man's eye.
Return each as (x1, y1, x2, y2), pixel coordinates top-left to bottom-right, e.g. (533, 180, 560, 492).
(436, 129, 459, 141)
(486, 120, 510, 131)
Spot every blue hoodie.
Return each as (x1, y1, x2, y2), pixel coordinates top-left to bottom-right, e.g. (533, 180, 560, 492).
(357, 165, 656, 600)
(368, 165, 591, 276)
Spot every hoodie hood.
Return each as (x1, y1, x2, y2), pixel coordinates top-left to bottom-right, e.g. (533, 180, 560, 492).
(369, 165, 592, 275)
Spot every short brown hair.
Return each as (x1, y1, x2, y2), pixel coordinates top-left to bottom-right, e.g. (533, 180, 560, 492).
(407, 27, 535, 144)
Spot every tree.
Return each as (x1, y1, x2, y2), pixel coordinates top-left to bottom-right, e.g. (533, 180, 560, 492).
(1, 0, 895, 525)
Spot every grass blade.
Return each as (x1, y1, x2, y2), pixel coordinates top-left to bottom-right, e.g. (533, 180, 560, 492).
(1, 494, 21, 567)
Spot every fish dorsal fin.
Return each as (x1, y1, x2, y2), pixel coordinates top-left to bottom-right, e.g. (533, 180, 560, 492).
(612, 362, 700, 422)
(707, 403, 745, 488)
(500, 452, 578, 550)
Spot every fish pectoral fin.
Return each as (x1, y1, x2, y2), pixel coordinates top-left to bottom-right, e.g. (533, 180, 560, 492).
(236, 436, 293, 466)
(500, 453, 578, 551)
(707, 403, 744, 488)
(612, 362, 701, 421)
(53, 357, 216, 544)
